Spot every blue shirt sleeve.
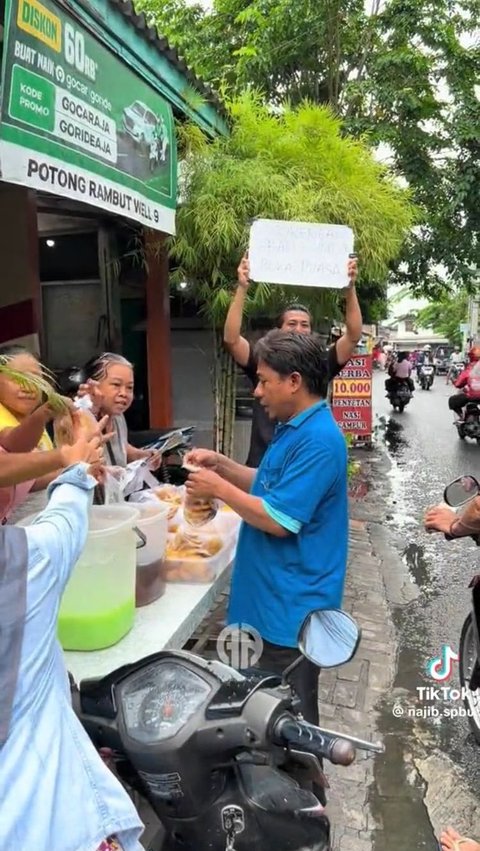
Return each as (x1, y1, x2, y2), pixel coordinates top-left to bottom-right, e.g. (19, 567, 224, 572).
(26, 464, 96, 587)
(262, 436, 344, 527)
(262, 500, 302, 534)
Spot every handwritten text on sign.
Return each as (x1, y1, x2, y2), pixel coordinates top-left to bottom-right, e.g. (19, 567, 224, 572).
(248, 219, 354, 289)
(332, 355, 373, 438)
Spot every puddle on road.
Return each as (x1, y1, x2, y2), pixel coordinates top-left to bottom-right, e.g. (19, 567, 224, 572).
(402, 543, 431, 590)
(370, 703, 436, 851)
(370, 609, 439, 850)
(376, 415, 408, 455)
(371, 401, 480, 840)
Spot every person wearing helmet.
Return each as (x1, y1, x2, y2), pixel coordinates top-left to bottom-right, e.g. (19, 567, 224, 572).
(416, 344, 435, 383)
(385, 351, 415, 394)
(448, 346, 480, 419)
(446, 345, 464, 384)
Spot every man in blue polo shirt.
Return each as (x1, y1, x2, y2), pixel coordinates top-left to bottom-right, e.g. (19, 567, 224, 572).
(185, 329, 348, 730)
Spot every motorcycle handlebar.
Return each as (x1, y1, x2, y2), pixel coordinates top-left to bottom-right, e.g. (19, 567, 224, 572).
(274, 717, 356, 767)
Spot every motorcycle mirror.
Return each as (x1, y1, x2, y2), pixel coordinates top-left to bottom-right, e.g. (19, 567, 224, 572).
(298, 609, 361, 668)
(444, 476, 480, 507)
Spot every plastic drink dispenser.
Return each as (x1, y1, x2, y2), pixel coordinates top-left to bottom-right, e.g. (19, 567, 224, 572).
(58, 505, 140, 650)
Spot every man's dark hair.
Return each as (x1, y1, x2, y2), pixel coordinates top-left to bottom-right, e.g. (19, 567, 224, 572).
(276, 303, 312, 328)
(254, 330, 329, 397)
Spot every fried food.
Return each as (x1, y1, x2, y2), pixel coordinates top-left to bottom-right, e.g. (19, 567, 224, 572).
(161, 562, 215, 582)
(166, 531, 222, 560)
(153, 486, 183, 520)
(154, 486, 183, 505)
(183, 497, 217, 527)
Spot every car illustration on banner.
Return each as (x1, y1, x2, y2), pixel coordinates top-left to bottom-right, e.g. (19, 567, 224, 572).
(122, 100, 169, 169)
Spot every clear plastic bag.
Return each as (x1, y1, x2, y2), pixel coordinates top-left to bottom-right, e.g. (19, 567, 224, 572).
(103, 467, 127, 504)
(182, 463, 218, 527)
(130, 485, 185, 522)
(53, 394, 98, 446)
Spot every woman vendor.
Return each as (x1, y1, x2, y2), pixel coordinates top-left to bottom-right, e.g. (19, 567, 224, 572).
(0, 345, 66, 523)
(78, 352, 161, 469)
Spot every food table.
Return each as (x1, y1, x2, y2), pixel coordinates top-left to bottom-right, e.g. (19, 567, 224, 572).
(64, 560, 232, 683)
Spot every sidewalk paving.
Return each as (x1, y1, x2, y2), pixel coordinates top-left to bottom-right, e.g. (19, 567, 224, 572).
(186, 502, 396, 850)
(322, 516, 395, 851)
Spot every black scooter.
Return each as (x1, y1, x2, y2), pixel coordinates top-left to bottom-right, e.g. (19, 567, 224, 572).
(454, 402, 480, 443)
(442, 476, 480, 742)
(387, 380, 413, 413)
(71, 609, 383, 850)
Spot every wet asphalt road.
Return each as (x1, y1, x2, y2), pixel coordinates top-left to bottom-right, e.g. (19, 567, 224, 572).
(373, 368, 480, 795)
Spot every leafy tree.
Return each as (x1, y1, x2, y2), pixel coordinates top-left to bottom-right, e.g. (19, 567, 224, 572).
(136, 0, 480, 296)
(415, 292, 468, 346)
(168, 94, 415, 452)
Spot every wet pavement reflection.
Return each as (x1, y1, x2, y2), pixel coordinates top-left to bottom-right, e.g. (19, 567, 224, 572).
(368, 372, 480, 846)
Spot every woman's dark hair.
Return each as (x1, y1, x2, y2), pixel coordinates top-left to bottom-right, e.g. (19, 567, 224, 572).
(254, 330, 329, 398)
(0, 344, 39, 360)
(83, 352, 133, 382)
(276, 303, 312, 328)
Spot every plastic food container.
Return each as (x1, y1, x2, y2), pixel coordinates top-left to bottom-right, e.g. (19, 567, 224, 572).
(18, 505, 140, 651)
(161, 520, 238, 584)
(135, 501, 169, 607)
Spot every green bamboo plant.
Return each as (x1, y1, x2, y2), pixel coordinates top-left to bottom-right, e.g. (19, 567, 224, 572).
(165, 93, 417, 454)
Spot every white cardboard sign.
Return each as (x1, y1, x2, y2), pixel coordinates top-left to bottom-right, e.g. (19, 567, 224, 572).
(248, 219, 354, 289)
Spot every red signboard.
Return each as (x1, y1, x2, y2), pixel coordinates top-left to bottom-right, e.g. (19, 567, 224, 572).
(332, 354, 373, 442)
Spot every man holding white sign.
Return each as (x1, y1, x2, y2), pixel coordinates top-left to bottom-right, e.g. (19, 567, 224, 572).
(224, 254, 361, 466)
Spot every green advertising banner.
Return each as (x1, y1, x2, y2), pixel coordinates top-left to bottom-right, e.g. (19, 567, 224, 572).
(0, 0, 177, 232)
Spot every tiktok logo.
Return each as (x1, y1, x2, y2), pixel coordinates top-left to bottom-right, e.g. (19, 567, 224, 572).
(426, 645, 459, 682)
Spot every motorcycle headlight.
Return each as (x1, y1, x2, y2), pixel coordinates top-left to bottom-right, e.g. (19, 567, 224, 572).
(119, 661, 213, 744)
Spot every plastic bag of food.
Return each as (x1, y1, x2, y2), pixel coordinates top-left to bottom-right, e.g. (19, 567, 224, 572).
(53, 394, 98, 446)
(132, 485, 185, 520)
(182, 463, 218, 527)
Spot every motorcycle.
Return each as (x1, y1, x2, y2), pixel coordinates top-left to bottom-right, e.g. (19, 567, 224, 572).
(387, 380, 412, 413)
(454, 401, 480, 443)
(71, 609, 383, 850)
(446, 361, 465, 385)
(442, 476, 480, 742)
(435, 355, 450, 376)
(418, 363, 435, 390)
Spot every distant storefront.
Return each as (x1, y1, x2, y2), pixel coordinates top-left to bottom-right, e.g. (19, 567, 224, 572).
(0, 0, 227, 428)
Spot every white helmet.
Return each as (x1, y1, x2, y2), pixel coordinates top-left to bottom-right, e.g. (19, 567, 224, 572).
(423, 345, 431, 351)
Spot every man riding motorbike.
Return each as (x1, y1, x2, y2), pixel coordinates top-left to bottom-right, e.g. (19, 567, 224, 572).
(446, 346, 464, 384)
(385, 351, 415, 395)
(416, 345, 435, 383)
(448, 346, 480, 420)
